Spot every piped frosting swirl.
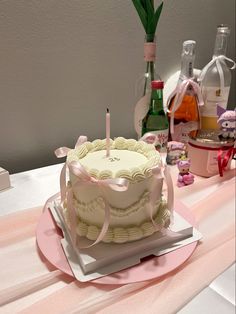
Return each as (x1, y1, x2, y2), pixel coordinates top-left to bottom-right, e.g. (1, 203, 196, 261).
(64, 200, 170, 243)
(67, 137, 161, 183)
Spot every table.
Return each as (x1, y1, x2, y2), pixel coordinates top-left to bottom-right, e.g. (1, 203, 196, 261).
(0, 162, 235, 314)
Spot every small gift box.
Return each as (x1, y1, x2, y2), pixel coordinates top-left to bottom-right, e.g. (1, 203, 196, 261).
(166, 141, 187, 165)
(0, 167, 11, 191)
(188, 130, 235, 177)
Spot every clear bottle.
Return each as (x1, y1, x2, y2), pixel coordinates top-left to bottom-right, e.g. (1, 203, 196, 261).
(142, 80, 169, 151)
(199, 25, 231, 129)
(167, 40, 200, 143)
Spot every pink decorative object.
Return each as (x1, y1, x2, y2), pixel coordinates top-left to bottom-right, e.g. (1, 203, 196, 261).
(166, 141, 187, 165)
(217, 105, 236, 139)
(106, 108, 111, 157)
(188, 130, 235, 177)
(144, 42, 156, 62)
(177, 158, 194, 187)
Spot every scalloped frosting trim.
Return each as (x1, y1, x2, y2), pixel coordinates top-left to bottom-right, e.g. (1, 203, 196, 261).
(74, 191, 150, 217)
(66, 137, 160, 182)
(63, 200, 170, 243)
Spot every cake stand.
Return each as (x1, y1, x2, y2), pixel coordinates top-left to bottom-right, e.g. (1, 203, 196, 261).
(36, 200, 199, 285)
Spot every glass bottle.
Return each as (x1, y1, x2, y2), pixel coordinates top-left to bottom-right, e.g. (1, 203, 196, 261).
(167, 40, 200, 143)
(199, 25, 232, 129)
(134, 36, 161, 138)
(142, 80, 169, 151)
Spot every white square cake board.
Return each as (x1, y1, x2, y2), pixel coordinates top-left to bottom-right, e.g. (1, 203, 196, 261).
(50, 205, 202, 282)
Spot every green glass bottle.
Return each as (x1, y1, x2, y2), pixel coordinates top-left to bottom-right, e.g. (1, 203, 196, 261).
(142, 80, 169, 151)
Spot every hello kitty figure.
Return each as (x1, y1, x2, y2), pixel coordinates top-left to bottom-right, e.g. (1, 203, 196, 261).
(177, 158, 194, 187)
(217, 105, 236, 139)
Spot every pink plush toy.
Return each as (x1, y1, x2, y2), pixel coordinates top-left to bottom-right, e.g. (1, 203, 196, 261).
(177, 158, 194, 187)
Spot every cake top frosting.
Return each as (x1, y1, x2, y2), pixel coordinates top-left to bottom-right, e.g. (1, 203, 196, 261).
(67, 137, 161, 182)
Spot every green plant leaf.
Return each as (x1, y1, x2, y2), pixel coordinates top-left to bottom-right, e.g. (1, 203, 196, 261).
(146, 0, 155, 35)
(140, 0, 147, 11)
(152, 1, 163, 33)
(146, 0, 154, 16)
(132, 0, 147, 32)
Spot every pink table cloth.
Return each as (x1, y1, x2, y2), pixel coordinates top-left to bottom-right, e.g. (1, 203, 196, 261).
(0, 169, 235, 314)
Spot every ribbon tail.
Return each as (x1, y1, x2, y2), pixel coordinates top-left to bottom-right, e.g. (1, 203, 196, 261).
(222, 147, 236, 172)
(199, 58, 215, 85)
(78, 197, 110, 249)
(67, 188, 78, 246)
(164, 165, 174, 223)
(60, 163, 67, 203)
(89, 199, 110, 247)
(147, 201, 163, 232)
(224, 56, 236, 70)
(217, 149, 224, 177)
(191, 81, 204, 107)
(216, 59, 225, 95)
(54, 147, 71, 158)
(166, 89, 177, 113)
(190, 81, 204, 130)
(170, 95, 179, 135)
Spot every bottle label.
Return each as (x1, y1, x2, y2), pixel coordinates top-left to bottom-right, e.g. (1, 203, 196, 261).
(141, 129, 168, 152)
(201, 86, 230, 117)
(172, 121, 199, 143)
(134, 94, 150, 138)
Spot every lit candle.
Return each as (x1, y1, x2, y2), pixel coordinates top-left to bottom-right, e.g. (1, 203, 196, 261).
(106, 108, 110, 157)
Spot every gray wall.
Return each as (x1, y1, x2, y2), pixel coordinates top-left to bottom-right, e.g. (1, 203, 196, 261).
(0, 0, 235, 173)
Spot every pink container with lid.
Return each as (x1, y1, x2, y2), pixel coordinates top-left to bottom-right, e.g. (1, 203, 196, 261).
(188, 130, 235, 177)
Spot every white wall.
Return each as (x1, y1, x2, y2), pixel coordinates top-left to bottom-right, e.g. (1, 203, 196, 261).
(0, 0, 235, 173)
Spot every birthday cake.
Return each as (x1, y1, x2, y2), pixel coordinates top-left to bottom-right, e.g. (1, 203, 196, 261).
(63, 137, 171, 244)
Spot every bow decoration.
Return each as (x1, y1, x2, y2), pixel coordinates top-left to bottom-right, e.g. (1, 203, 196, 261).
(146, 163, 174, 232)
(53, 136, 129, 248)
(199, 55, 236, 95)
(166, 78, 204, 135)
(68, 161, 129, 248)
(44, 135, 176, 249)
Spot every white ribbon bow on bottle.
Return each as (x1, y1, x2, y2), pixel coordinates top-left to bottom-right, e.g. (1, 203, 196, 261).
(166, 78, 204, 135)
(198, 55, 236, 94)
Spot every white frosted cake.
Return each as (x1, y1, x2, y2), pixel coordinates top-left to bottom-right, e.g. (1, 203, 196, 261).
(64, 137, 170, 244)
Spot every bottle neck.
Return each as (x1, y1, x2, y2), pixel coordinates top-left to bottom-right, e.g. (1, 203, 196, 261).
(213, 32, 229, 57)
(150, 89, 164, 112)
(179, 54, 195, 82)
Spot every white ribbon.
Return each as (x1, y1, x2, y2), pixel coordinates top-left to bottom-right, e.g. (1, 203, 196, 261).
(199, 55, 236, 95)
(166, 78, 204, 135)
(44, 135, 176, 247)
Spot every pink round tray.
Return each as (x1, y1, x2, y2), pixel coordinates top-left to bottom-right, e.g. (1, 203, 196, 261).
(36, 200, 198, 285)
